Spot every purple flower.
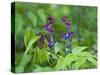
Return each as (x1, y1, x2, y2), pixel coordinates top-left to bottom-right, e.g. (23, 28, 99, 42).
(44, 16, 55, 48)
(39, 34, 45, 48)
(68, 32, 74, 37)
(44, 24, 55, 33)
(61, 16, 74, 54)
(48, 27, 55, 33)
(64, 32, 74, 40)
(66, 20, 71, 30)
(44, 16, 55, 33)
(61, 16, 71, 30)
(64, 33, 70, 40)
(48, 16, 55, 24)
(48, 37, 53, 48)
(44, 24, 51, 30)
(61, 16, 67, 23)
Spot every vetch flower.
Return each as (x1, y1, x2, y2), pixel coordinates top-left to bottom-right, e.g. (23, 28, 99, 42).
(44, 16, 55, 48)
(48, 16, 55, 24)
(48, 38, 53, 48)
(64, 33, 70, 40)
(44, 24, 51, 30)
(48, 27, 55, 33)
(61, 16, 67, 23)
(61, 16, 74, 54)
(44, 24, 55, 33)
(44, 16, 55, 33)
(64, 32, 74, 40)
(39, 34, 45, 48)
(61, 16, 71, 30)
(66, 20, 71, 30)
(48, 34, 53, 48)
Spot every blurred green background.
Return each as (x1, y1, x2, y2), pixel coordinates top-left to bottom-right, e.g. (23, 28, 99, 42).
(11, 2, 97, 73)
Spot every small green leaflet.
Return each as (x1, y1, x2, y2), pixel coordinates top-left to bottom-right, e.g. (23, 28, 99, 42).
(77, 52, 96, 58)
(24, 28, 35, 47)
(87, 57, 97, 66)
(37, 9, 46, 24)
(24, 36, 40, 55)
(27, 11, 37, 27)
(72, 46, 88, 54)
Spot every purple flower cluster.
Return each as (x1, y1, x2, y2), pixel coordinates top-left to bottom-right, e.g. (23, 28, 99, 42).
(39, 16, 55, 48)
(39, 16, 74, 52)
(61, 16, 74, 40)
(61, 16, 71, 31)
(44, 16, 55, 33)
(64, 32, 74, 40)
(61, 16, 74, 53)
(39, 33, 45, 48)
(45, 16, 55, 48)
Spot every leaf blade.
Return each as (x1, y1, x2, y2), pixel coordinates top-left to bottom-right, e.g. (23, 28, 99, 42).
(24, 36, 40, 55)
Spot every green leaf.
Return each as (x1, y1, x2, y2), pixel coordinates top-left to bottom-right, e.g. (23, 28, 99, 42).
(27, 11, 37, 27)
(15, 13, 23, 34)
(72, 46, 88, 54)
(77, 52, 96, 58)
(16, 66, 24, 73)
(74, 57, 86, 69)
(16, 54, 32, 73)
(63, 54, 78, 69)
(55, 54, 78, 70)
(24, 36, 40, 55)
(37, 9, 46, 24)
(36, 47, 49, 64)
(54, 42, 63, 54)
(55, 57, 64, 70)
(24, 28, 35, 47)
(87, 57, 97, 66)
(20, 54, 31, 66)
(33, 65, 53, 72)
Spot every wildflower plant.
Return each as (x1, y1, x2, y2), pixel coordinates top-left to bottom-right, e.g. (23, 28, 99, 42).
(22, 15, 97, 73)
(44, 16, 55, 48)
(61, 16, 74, 54)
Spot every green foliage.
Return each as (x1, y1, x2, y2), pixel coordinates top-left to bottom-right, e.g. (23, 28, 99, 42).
(55, 46, 97, 70)
(15, 13, 23, 35)
(16, 54, 31, 73)
(24, 28, 40, 54)
(24, 28, 35, 47)
(24, 36, 40, 55)
(16, 66, 24, 73)
(27, 11, 37, 27)
(32, 65, 53, 72)
(72, 46, 88, 54)
(36, 47, 49, 64)
(37, 9, 46, 24)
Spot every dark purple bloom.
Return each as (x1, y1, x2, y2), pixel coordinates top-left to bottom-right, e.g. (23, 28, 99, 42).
(61, 16, 74, 54)
(44, 16, 55, 48)
(48, 37, 53, 48)
(61, 16, 71, 30)
(48, 27, 55, 33)
(44, 24, 51, 30)
(61, 16, 67, 23)
(44, 16, 55, 33)
(64, 32, 74, 40)
(64, 33, 70, 40)
(39, 34, 45, 48)
(44, 24, 55, 33)
(48, 16, 55, 24)
(66, 20, 71, 30)
(68, 32, 74, 37)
